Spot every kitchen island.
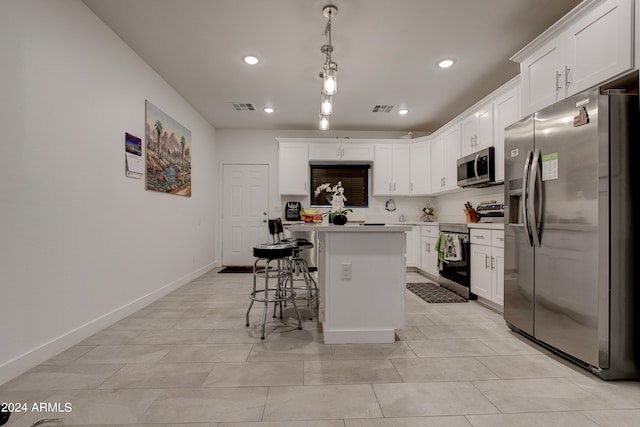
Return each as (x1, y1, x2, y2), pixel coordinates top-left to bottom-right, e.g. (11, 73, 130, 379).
(285, 223, 411, 344)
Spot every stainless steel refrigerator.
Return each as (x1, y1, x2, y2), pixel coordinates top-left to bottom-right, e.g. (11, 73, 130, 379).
(504, 85, 639, 380)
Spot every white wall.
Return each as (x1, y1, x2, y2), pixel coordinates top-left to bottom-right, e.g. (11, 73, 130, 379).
(214, 130, 430, 224)
(0, 0, 218, 384)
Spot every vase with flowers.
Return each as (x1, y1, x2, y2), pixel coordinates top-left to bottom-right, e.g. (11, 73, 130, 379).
(314, 181, 352, 225)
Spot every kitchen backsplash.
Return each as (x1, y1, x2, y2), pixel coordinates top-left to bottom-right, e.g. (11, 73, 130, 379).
(434, 185, 504, 223)
(278, 184, 504, 224)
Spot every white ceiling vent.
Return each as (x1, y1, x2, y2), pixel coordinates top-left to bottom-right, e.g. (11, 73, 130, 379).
(232, 103, 256, 111)
(372, 105, 394, 113)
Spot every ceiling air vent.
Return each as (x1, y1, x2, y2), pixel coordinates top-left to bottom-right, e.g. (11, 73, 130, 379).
(232, 103, 256, 111)
(372, 105, 394, 113)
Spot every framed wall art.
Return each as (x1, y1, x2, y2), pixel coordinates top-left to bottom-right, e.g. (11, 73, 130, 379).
(145, 100, 192, 196)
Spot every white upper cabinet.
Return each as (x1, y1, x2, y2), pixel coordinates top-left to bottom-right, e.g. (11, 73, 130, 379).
(409, 139, 431, 195)
(460, 101, 493, 157)
(520, 38, 567, 114)
(565, 0, 634, 96)
(308, 142, 374, 161)
(431, 124, 461, 194)
(373, 144, 411, 196)
(443, 126, 462, 191)
(492, 83, 520, 183)
(278, 142, 308, 195)
(516, 0, 634, 115)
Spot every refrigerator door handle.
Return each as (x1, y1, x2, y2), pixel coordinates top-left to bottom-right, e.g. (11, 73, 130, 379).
(528, 148, 543, 247)
(522, 150, 534, 246)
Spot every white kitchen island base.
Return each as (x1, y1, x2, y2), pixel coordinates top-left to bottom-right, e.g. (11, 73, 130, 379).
(286, 224, 410, 344)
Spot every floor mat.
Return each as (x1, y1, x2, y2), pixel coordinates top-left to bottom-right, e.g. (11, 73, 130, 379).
(406, 282, 467, 303)
(218, 266, 253, 273)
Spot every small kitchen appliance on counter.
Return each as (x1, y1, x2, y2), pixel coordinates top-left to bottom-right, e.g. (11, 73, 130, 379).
(476, 201, 504, 222)
(285, 201, 302, 221)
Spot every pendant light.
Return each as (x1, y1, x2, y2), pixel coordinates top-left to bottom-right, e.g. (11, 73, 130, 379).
(318, 5, 338, 129)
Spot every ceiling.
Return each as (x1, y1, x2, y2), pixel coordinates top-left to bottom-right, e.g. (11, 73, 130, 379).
(82, 0, 582, 133)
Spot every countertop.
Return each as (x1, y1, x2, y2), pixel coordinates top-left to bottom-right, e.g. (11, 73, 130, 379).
(284, 220, 504, 230)
(284, 223, 412, 232)
(468, 222, 505, 230)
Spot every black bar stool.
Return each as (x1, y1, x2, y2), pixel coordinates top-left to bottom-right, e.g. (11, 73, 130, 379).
(269, 218, 319, 320)
(245, 242, 302, 339)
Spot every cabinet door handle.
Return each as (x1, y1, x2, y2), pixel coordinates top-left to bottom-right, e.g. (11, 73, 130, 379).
(389, 183, 392, 192)
(394, 183, 396, 192)
(496, 237, 504, 241)
(564, 66, 571, 88)
(473, 234, 484, 239)
(556, 71, 562, 91)
(490, 256, 495, 270)
(410, 183, 413, 192)
(485, 254, 490, 269)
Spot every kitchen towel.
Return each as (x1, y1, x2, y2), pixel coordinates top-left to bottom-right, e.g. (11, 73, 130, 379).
(435, 233, 446, 263)
(444, 234, 462, 262)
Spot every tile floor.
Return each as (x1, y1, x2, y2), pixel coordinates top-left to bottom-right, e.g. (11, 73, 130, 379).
(2, 270, 640, 426)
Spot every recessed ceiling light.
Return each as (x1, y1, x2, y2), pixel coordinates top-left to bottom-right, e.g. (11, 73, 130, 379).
(398, 109, 409, 115)
(438, 59, 455, 69)
(243, 55, 259, 65)
(263, 106, 275, 113)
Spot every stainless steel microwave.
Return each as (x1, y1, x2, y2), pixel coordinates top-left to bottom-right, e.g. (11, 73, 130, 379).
(456, 147, 495, 188)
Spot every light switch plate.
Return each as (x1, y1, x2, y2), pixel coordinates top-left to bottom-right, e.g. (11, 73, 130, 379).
(341, 263, 352, 280)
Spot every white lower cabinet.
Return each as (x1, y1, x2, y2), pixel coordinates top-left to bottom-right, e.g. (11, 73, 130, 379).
(419, 224, 439, 278)
(470, 228, 504, 306)
(405, 226, 420, 268)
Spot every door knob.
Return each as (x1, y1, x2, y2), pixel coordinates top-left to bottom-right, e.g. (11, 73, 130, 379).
(263, 212, 267, 215)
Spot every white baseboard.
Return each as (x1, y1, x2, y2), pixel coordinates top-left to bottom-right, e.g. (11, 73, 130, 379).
(0, 261, 218, 385)
(321, 328, 396, 344)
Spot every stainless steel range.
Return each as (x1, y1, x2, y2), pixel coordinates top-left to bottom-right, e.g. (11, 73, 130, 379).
(438, 223, 473, 299)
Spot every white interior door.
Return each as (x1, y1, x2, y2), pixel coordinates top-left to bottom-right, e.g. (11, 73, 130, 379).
(222, 164, 269, 266)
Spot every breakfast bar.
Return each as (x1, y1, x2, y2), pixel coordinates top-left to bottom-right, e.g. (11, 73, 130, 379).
(285, 223, 411, 344)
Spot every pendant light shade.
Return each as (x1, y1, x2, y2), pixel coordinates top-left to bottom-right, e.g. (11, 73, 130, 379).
(319, 114, 330, 130)
(322, 62, 337, 96)
(321, 94, 333, 115)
